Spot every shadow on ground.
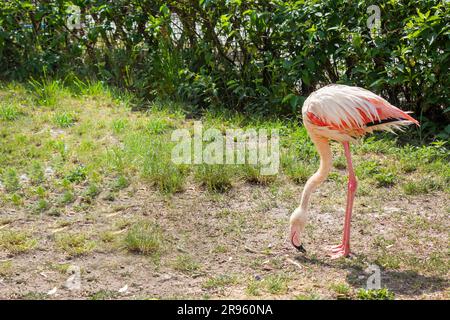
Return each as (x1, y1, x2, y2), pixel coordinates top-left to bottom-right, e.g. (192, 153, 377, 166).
(293, 254, 448, 297)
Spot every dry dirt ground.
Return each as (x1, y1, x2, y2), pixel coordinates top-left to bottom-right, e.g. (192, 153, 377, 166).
(0, 85, 448, 300)
(1, 177, 448, 300)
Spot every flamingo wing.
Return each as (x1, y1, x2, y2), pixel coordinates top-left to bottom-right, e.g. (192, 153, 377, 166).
(302, 85, 419, 141)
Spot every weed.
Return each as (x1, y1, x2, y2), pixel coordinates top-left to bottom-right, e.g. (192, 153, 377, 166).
(0, 104, 20, 121)
(34, 199, 50, 213)
(124, 221, 164, 256)
(402, 177, 442, 195)
(241, 164, 276, 185)
(282, 157, 314, 184)
(53, 112, 76, 128)
(330, 283, 352, 299)
(28, 78, 63, 107)
(374, 169, 396, 187)
(84, 183, 100, 199)
(112, 119, 127, 134)
(29, 161, 45, 185)
(55, 233, 95, 256)
(147, 118, 172, 134)
(89, 290, 118, 300)
(112, 175, 129, 191)
(65, 166, 87, 183)
(0, 231, 38, 254)
(60, 191, 75, 204)
(195, 164, 232, 192)
(0, 260, 13, 276)
(295, 293, 321, 300)
(173, 254, 201, 274)
(2, 168, 20, 192)
(264, 274, 289, 295)
(246, 279, 262, 296)
(203, 274, 237, 289)
(357, 288, 395, 300)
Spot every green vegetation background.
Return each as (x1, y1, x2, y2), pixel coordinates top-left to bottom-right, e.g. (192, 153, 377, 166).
(0, 0, 449, 139)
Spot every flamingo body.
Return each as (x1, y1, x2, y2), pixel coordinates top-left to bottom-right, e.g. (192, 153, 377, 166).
(289, 84, 419, 258)
(302, 84, 419, 142)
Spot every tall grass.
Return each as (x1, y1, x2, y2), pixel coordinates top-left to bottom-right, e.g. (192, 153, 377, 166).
(112, 133, 188, 194)
(194, 164, 233, 192)
(0, 103, 21, 121)
(28, 78, 65, 107)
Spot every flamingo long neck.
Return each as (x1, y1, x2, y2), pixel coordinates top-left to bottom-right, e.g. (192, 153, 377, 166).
(299, 137, 332, 213)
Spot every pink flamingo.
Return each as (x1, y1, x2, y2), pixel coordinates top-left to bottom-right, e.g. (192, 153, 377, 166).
(289, 84, 419, 259)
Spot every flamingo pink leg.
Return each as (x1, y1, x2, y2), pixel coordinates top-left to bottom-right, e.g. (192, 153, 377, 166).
(329, 141, 357, 259)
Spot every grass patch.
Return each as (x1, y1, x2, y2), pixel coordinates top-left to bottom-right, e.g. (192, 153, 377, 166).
(112, 175, 129, 191)
(2, 168, 21, 192)
(146, 118, 172, 134)
(47, 262, 72, 274)
(195, 164, 233, 192)
(333, 156, 347, 170)
(9, 193, 23, 206)
(212, 244, 228, 254)
(0, 260, 13, 276)
(375, 252, 401, 270)
(99, 231, 117, 243)
(29, 161, 45, 185)
(295, 293, 321, 300)
(123, 135, 187, 194)
(112, 119, 128, 134)
(20, 292, 48, 300)
(241, 164, 276, 185)
(329, 282, 352, 299)
(72, 78, 110, 97)
(357, 288, 395, 300)
(374, 168, 397, 187)
(60, 191, 75, 204)
(84, 183, 100, 199)
(124, 220, 164, 256)
(0, 231, 38, 254)
(28, 78, 63, 107)
(55, 233, 96, 256)
(203, 274, 238, 289)
(355, 159, 381, 178)
(264, 274, 290, 295)
(65, 166, 87, 183)
(246, 278, 262, 296)
(402, 177, 442, 195)
(282, 157, 315, 184)
(34, 199, 50, 213)
(89, 290, 118, 300)
(53, 112, 76, 128)
(0, 103, 20, 121)
(143, 158, 186, 194)
(173, 254, 201, 274)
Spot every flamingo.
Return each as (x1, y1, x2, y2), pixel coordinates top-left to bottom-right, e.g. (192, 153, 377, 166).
(289, 84, 419, 259)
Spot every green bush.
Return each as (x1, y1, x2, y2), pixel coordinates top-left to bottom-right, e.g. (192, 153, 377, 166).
(0, 1, 448, 136)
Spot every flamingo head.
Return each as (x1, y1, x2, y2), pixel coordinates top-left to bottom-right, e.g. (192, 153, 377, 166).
(289, 210, 307, 253)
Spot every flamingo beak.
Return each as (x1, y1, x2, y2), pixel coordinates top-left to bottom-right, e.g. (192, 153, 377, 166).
(291, 232, 306, 253)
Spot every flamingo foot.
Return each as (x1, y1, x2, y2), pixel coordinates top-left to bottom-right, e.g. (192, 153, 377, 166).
(327, 244, 350, 259)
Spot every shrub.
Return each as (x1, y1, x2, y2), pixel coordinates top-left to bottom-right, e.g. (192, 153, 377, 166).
(0, 1, 447, 136)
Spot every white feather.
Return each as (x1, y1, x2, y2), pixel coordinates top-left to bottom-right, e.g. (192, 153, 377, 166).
(302, 84, 416, 142)
(303, 84, 383, 129)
